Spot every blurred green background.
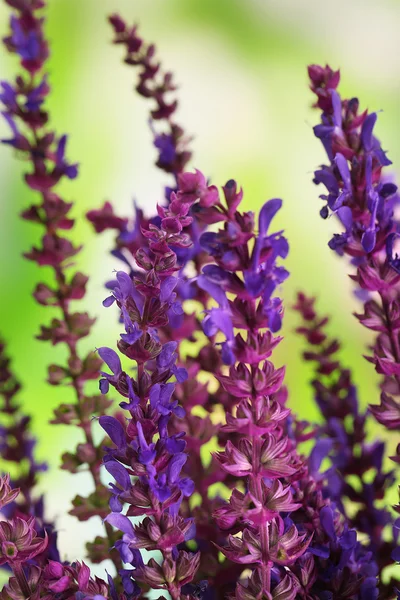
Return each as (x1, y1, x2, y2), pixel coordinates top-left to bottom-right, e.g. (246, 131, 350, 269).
(0, 0, 399, 569)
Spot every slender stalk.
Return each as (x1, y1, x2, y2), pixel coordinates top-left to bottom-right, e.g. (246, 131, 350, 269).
(12, 563, 31, 599)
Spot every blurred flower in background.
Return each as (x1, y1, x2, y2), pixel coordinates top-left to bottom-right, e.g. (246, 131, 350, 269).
(0, 0, 399, 569)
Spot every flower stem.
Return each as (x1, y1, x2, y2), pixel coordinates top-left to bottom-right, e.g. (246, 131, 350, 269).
(12, 563, 31, 599)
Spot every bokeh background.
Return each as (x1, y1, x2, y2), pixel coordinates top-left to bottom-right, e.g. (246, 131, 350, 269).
(0, 0, 399, 572)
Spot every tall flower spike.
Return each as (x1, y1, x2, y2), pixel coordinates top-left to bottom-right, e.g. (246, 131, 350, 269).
(308, 65, 400, 462)
(294, 292, 397, 596)
(89, 18, 242, 588)
(309, 64, 400, 589)
(1, 0, 122, 571)
(98, 179, 205, 598)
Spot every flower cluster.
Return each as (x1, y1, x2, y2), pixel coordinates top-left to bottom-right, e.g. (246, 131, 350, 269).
(98, 179, 205, 599)
(0, 2, 399, 600)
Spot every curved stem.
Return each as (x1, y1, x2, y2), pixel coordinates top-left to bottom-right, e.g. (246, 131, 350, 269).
(12, 563, 31, 599)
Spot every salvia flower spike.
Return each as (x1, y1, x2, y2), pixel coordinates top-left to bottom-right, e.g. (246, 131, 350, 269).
(190, 175, 378, 598)
(0, 0, 122, 571)
(98, 175, 205, 598)
(308, 66, 400, 456)
(309, 63, 400, 581)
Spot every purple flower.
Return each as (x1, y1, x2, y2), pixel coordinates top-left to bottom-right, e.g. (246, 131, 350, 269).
(55, 135, 79, 179)
(25, 77, 49, 111)
(361, 112, 392, 167)
(98, 347, 122, 394)
(327, 205, 353, 252)
(149, 382, 185, 419)
(10, 16, 40, 61)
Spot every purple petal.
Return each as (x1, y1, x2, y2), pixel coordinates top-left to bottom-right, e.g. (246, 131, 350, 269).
(203, 314, 218, 337)
(136, 422, 151, 453)
(120, 325, 143, 345)
(198, 275, 229, 308)
(334, 153, 351, 191)
(56, 135, 67, 162)
(116, 271, 133, 298)
(160, 276, 178, 302)
(331, 90, 342, 129)
(173, 405, 185, 418)
(99, 379, 110, 394)
(258, 198, 282, 237)
(211, 308, 234, 340)
(100, 416, 126, 450)
(105, 513, 135, 539)
(103, 295, 115, 308)
(309, 439, 333, 474)
(105, 460, 131, 490)
(361, 113, 377, 152)
(116, 540, 134, 564)
(392, 547, 400, 563)
(2, 111, 18, 136)
(314, 168, 339, 194)
(65, 164, 78, 179)
(309, 544, 330, 559)
(174, 367, 188, 383)
(267, 308, 282, 333)
(139, 448, 157, 465)
(339, 529, 356, 550)
(337, 206, 352, 231)
(166, 434, 186, 455)
(109, 496, 123, 513)
(365, 154, 373, 190)
(374, 144, 392, 167)
(168, 453, 187, 483)
(98, 347, 122, 375)
(202, 265, 230, 284)
(221, 341, 235, 365)
(272, 236, 289, 259)
(125, 375, 140, 407)
(179, 478, 195, 497)
(320, 506, 336, 541)
(158, 342, 178, 368)
(149, 384, 161, 409)
(361, 228, 376, 254)
(160, 383, 174, 404)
